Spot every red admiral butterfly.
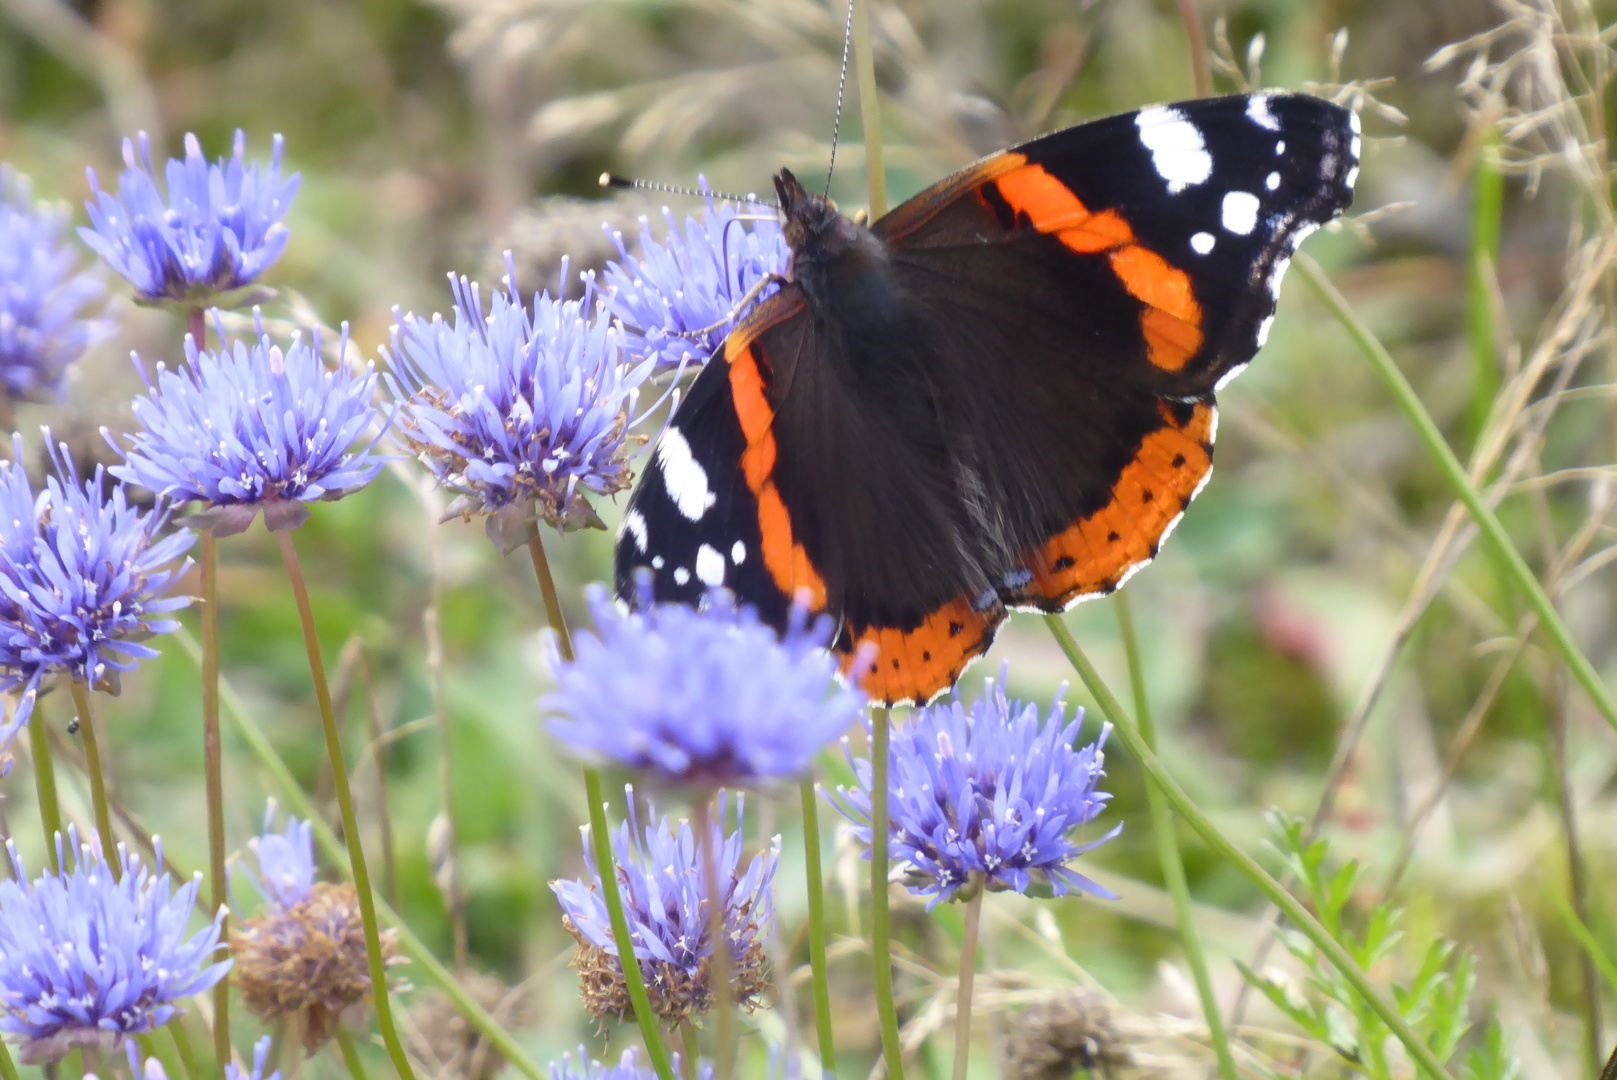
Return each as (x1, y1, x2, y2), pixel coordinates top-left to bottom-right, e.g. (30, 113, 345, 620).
(615, 92, 1359, 705)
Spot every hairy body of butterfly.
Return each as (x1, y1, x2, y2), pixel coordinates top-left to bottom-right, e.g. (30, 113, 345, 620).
(615, 91, 1359, 705)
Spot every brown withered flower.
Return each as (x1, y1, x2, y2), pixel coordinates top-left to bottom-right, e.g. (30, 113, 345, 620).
(1002, 989, 1131, 1080)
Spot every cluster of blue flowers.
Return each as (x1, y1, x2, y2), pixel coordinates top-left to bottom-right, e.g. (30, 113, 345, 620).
(0, 829, 230, 1063)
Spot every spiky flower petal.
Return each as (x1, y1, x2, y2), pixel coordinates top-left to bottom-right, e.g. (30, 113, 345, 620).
(832, 664, 1119, 907)
(0, 828, 230, 1064)
(549, 1047, 711, 1080)
(545, 582, 864, 787)
(0, 167, 107, 402)
(111, 315, 385, 535)
(597, 188, 787, 369)
(388, 257, 654, 548)
(551, 792, 777, 1025)
(0, 434, 193, 760)
(79, 131, 298, 305)
(246, 802, 315, 910)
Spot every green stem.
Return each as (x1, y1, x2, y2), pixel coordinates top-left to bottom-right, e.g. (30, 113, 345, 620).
(1044, 614, 1455, 1080)
(170, 1021, 205, 1080)
(526, 530, 674, 1080)
(951, 886, 983, 1080)
(70, 680, 117, 878)
(851, 0, 886, 216)
(583, 768, 678, 1080)
(0, 1039, 17, 1080)
(274, 530, 417, 1080)
(695, 796, 735, 1080)
(336, 1028, 371, 1080)
(201, 532, 232, 1073)
(1114, 596, 1238, 1080)
(28, 705, 62, 873)
(799, 778, 837, 1075)
(1298, 254, 1617, 737)
(175, 626, 548, 1080)
(870, 706, 905, 1080)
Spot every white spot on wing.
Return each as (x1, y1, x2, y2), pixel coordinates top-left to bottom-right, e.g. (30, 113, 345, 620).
(1345, 164, 1360, 189)
(622, 509, 648, 552)
(1135, 106, 1212, 193)
(1255, 314, 1275, 348)
(1350, 110, 1361, 134)
(1266, 171, 1281, 191)
(1275, 139, 1285, 156)
(673, 566, 691, 586)
(651, 555, 665, 570)
(731, 540, 746, 564)
(1190, 231, 1215, 255)
(1350, 134, 1361, 160)
(1247, 93, 1281, 131)
(656, 427, 715, 521)
(1215, 361, 1250, 392)
(1221, 191, 1261, 235)
(1268, 255, 1292, 299)
(695, 544, 725, 587)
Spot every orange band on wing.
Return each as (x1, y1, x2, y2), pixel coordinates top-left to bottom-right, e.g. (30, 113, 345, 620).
(989, 162, 1205, 372)
(838, 596, 1004, 706)
(1014, 401, 1215, 611)
(727, 337, 828, 609)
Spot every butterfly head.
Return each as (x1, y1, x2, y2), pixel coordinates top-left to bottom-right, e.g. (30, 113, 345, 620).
(774, 167, 886, 307)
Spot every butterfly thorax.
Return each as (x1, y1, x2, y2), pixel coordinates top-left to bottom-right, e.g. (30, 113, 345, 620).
(773, 168, 902, 333)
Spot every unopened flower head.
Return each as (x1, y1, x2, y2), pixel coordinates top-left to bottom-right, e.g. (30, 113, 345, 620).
(231, 802, 398, 1052)
(0, 167, 106, 402)
(832, 664, 1119, 907)
(388, 257, 655, 548)
(111, 314, 386, 535)
(80, 131, 298, 305)
(0, 434, 194, 758)
(246, 802, 315, 911)
(545, 581, 865, 786)
(0, 827, 230, 1064)
(597, 186, 787, 369)
(551, 792, 777, 1025)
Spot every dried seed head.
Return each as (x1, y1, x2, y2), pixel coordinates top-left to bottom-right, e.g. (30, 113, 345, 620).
(231, 881, 401, 1051)
(1001, 990, 1129, 1080)
(406, 972, 534, 1080)
(564, 915, 772, 1027)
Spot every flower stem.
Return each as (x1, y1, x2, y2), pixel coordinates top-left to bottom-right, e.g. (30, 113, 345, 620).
(799, 778, 837, 1076)
(1043, 614, 1455, 1080)
(176, 626, 548, 1080)
(1298, 254, 1617, 738)
(170, 1020, 205, 1080)
(336, 1028, 370, 1080)
(527, 534, 574, 662)
(851, 0, 886, 216)
(695, 796, 735, 1080)
(27, 706, 63, 873)
(582, 767, 678, 1080)
(1113, 596, 1237, 1080)
(274, 530, 417, 1080)
(870, 706, 906, 1080)
(950, 886, 984, 1080)
(201, 532, 232, 1073)
(70, 680, 117, 879)
(0, 1040, 16, 1080)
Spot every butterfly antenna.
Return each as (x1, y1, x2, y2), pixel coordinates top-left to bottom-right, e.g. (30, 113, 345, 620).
(599, 173, 774, 208)
(825, 0, 857, 196)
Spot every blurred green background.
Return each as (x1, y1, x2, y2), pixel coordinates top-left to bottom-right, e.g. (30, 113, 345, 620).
(3, 0, 1615, 1077)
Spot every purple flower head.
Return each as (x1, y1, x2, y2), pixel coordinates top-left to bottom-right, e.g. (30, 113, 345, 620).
(596, 183, 788, 369)
(831, 664, 1120, 908)
(387, 256, 655, 550)
(110, 313, 386, 535)
(545, 581, 865, 786)
(0, 167, 107, 402)
(79, 131, 298, 305)
(550, 791, 778, 1024)
(0, 827, 232, 1064)
(246, 801, 315, 910)
(550, 1047, 711, 1080)
(0, 434, 193, 758)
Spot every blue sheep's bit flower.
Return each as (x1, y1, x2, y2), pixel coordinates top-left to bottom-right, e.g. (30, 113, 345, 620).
(0, 168, 107, 404)
(0, 828, 231, 1064)
(388, 256, 657, 551)
(832, 664, 1120, 908)
(245, 802, 315, 910)
(596, 185, 788, 368)
(544, 580, 866, 786)
(550, 1046, 711, 1080)
(550, 792, 778, 1025)
(110, 313, 386, 536)
(103, 1034, 278, 1080)
(0, 434, 193, 762)
(79, 130, 298, 307)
